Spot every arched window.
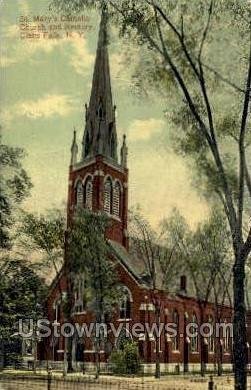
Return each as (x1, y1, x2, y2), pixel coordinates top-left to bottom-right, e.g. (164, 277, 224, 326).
(208, 315, 214, 353)
(224, 320, 231, 352)
(172, 310, 179, 351)
(104, 178, 112, 214)
(119, 287, 132, 319)
(113, 181, 121, 217)
(76, 181, 83, 207)
(84, 177, 93, 210)
(74, 275, 87, 314)
(191, 313, 199, 352)
(53, 298, 61, 323)
(98, 99, 104, 120)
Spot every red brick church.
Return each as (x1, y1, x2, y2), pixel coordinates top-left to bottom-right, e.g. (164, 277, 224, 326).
(41, 10, 250, 374)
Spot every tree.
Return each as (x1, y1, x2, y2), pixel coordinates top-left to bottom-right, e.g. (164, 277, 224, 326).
(129, 209, 177, 378)
(18, 209, 67, 372)
(0, 259, 47, 368)
(0, 138, 32, 369)
(51, 1, 251, 388)
(0, 138, 32, 251)
(163, 208, 233, 375)
(20, 209, 66, 283)
(66, 209, 122, 378)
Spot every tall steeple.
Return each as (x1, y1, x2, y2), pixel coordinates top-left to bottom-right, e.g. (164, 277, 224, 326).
(82, 6, 118, 162)
(68, 6, 129, 249)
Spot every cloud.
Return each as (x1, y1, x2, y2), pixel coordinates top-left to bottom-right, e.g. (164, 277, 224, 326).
(110, 52, 131, 88)
(1, 94, 76, 123)
(129, 149, 209, 229)
(126, 118, 165, 142)
(1, 28, 94, 74)
(68, 34, 94, 74)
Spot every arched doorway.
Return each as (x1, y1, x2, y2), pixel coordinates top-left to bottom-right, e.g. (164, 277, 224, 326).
(76, 340, 84, 362)
(72, 337, 84, 372)
(203, 339, 209, 369)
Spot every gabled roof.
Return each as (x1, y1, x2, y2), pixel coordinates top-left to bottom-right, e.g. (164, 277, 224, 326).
(108, 240, 199, 299)
(108, 239, 147, 286)
(108, 239, 168, 290)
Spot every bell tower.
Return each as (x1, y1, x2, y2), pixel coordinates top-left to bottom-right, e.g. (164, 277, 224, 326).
(67, 7, 129, 249)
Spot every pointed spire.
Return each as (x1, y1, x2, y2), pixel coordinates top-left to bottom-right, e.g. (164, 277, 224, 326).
(82, 6, 118, 162)
(70, 128, 78, 166)
(120, 134, 128, 168)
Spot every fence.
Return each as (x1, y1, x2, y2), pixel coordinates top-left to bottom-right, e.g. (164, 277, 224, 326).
(10, 360, 241, 376)
(0, 373, 250, 390)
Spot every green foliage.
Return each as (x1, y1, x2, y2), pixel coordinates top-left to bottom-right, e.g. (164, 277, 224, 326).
(66, 209, 122, 377)
(52, 0, 251, 221)
(67, 209, 122, 319)
(129, 208, 180, 292)
(21, 210, 65, 254)
(0, 139, 32, 250)
(109, 341, 141, 375)
(162, 207, 232, 303)
(51, 2, 250, 209)
(109, 349, 126, 374)
(20, 209, 66, 271)
(0, 259, 47, 366)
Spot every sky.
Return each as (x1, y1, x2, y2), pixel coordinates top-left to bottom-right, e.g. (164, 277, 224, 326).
(0, 0, 209, 228)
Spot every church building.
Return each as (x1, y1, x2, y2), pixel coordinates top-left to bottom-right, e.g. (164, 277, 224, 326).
(42, 9, 248, 374)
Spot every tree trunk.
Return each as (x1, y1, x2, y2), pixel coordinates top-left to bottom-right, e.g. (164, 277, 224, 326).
(233, 253, 247, 390)
(94, 337, 100, 379)
(67, 336, 74, 373)
(33, 338, 37, 373)
(216, 338, 222, 377)
(155, 307, 161, 379)
(200, 338, 206, 377)
(0, 342, 4, 370)
(199, 304, 206, 377)
(63, 338, 68, 377)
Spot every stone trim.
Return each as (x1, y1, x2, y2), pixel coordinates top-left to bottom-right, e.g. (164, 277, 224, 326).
(94, 170, 104, 177)
(103, 157, 125, 173)
(72, 158, 96, 172)
(117, 318, 132, 322)
(139, 303, 155, 311)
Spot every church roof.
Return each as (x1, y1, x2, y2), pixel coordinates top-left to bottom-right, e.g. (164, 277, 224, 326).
(108, 239, 146, 285)
(108, 239, 200, 300)
(108, 239, 177, 291)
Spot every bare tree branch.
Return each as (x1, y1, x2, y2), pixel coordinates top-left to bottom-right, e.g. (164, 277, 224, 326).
(244, 155, 251, 196)
(202, 62, 245, 94)
(152, 3, 237, 235)
(149, 0, 201, 79)
(198, 0, 213, 63)
(238, 35, 251, 239)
